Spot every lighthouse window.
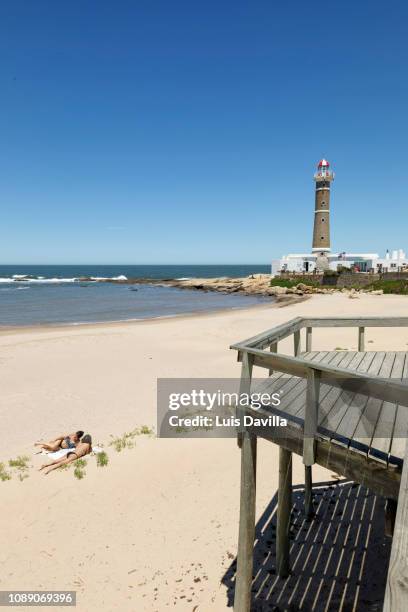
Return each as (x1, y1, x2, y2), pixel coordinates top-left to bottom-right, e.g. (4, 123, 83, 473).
(321, 218, 325, 222)
(321, 236, 324, 240)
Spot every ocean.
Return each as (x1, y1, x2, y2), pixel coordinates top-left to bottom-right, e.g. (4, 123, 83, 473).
(0, 265, 271, 327)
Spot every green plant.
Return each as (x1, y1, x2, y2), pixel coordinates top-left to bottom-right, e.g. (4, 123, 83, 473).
(108, 426, 155, 451)
(8, 455, 30, 480)
(8, 455, 30, 470)
(109, 429, 138, 452)
(323, 269, 338, 277)
(270, 278, 319, 289)
(73, 458, 87, 479)
(366, 279, 408, 295)
(74, 466, 86, 480)
(110, 434, 132, 452)
(96, 451, 109, 467)
(139, 425, 154, 436)
(0, 462, 11, 482)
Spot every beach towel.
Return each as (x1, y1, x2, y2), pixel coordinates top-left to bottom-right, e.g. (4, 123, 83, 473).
(42, 446, 104, 459)
(42, 448, 71, 460)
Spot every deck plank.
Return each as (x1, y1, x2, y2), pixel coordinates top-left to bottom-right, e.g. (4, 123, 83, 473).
(347, 352, 391, 458)
(276, 351, 353, 427)
(389, 355, 408, 462)
(251, 349, 408, 465)
(370, 352, 407, 464)
(251, 351, 324, 401)
(316, 352, 368, 437)
(254, 352, 332, 420)
(313, 352, 367, 433)
(327, 352, 382, 449)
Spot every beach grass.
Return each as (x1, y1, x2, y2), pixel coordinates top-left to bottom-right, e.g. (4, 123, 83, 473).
(73, 458, 87, 479)
(96, 451, 109, 467)
(74, 465, 86, 479)
(0, 462, 12, 482)
(366, 279, 408, 294)
(139, 425, 154, 436)
(9, 455, 30, 470)
(109, 425, 154, 452)
(270, 278, 319, 289)
(8, 455, 30, 481)
(109, 430, 138, 452)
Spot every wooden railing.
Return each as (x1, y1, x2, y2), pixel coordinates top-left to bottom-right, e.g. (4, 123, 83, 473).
(232, 316, 408, 355)
(232, 317, 408, 466)
(231, 316, 408, 612)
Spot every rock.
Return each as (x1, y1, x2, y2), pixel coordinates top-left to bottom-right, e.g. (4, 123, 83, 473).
(296, 283, 312, 292)
(348, 293, 359, 299)
(369, 289, 383, 295)
(268, 286, 288, 296)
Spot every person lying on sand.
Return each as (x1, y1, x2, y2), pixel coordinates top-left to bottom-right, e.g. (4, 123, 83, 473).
(34, 430, 84, 453)
(39, 435, 92, 475)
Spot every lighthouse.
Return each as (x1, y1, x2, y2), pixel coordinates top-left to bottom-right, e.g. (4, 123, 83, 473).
(312, 159, 334, 270)
(272, 157, 408, 276)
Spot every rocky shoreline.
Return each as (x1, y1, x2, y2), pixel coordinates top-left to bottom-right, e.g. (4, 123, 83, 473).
(143, 276, 382, 299)
(85, 273, 290, 296)
(24, 273, 381, 302)
(132, 275, 315, 307)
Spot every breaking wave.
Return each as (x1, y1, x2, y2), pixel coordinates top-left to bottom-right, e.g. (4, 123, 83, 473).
(0, 274, 128, 284)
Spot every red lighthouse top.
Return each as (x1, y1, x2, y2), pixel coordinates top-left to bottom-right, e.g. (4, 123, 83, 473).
(314, 158, 334, 181)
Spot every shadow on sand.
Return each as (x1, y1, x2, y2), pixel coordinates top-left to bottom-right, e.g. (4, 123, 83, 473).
(222, 480, 391, 611)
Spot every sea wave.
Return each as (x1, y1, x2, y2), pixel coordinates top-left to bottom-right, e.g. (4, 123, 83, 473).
(90, 275, 128, 281)
(0, 274, 128, 284)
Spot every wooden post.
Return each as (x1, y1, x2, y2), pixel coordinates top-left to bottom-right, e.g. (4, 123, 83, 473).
(237, 352, 253, 449)
(277, 447, 292, 578)
(268, 341, 277, 376)
(304, 466, 313, 518)
(358, 326, 365, 352)
(384, 440, 408, 612)
(234, 433, 257, 612)
(293, 330, 301, 357)
(306, 327, 312, 352)
(303, 369, 321, 466)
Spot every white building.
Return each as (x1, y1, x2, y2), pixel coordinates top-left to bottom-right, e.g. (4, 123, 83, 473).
(271, 249, 408, 275)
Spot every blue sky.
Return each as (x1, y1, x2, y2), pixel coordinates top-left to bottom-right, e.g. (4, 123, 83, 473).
(1, 1, 407, 264)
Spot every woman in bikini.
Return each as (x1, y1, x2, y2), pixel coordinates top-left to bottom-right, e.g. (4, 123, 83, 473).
(35, 431, 84, 453)
(39, 435, 92, 475)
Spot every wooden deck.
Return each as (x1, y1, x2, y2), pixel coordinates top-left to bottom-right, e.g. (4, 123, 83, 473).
(255, 350, 408, 470)
(230, 317, 408, 612)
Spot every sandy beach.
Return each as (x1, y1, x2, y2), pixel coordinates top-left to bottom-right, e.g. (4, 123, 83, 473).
(1, 292, 407, 611)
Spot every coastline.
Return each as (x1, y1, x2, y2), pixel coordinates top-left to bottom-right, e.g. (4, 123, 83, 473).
(0, 293, 309, 335)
